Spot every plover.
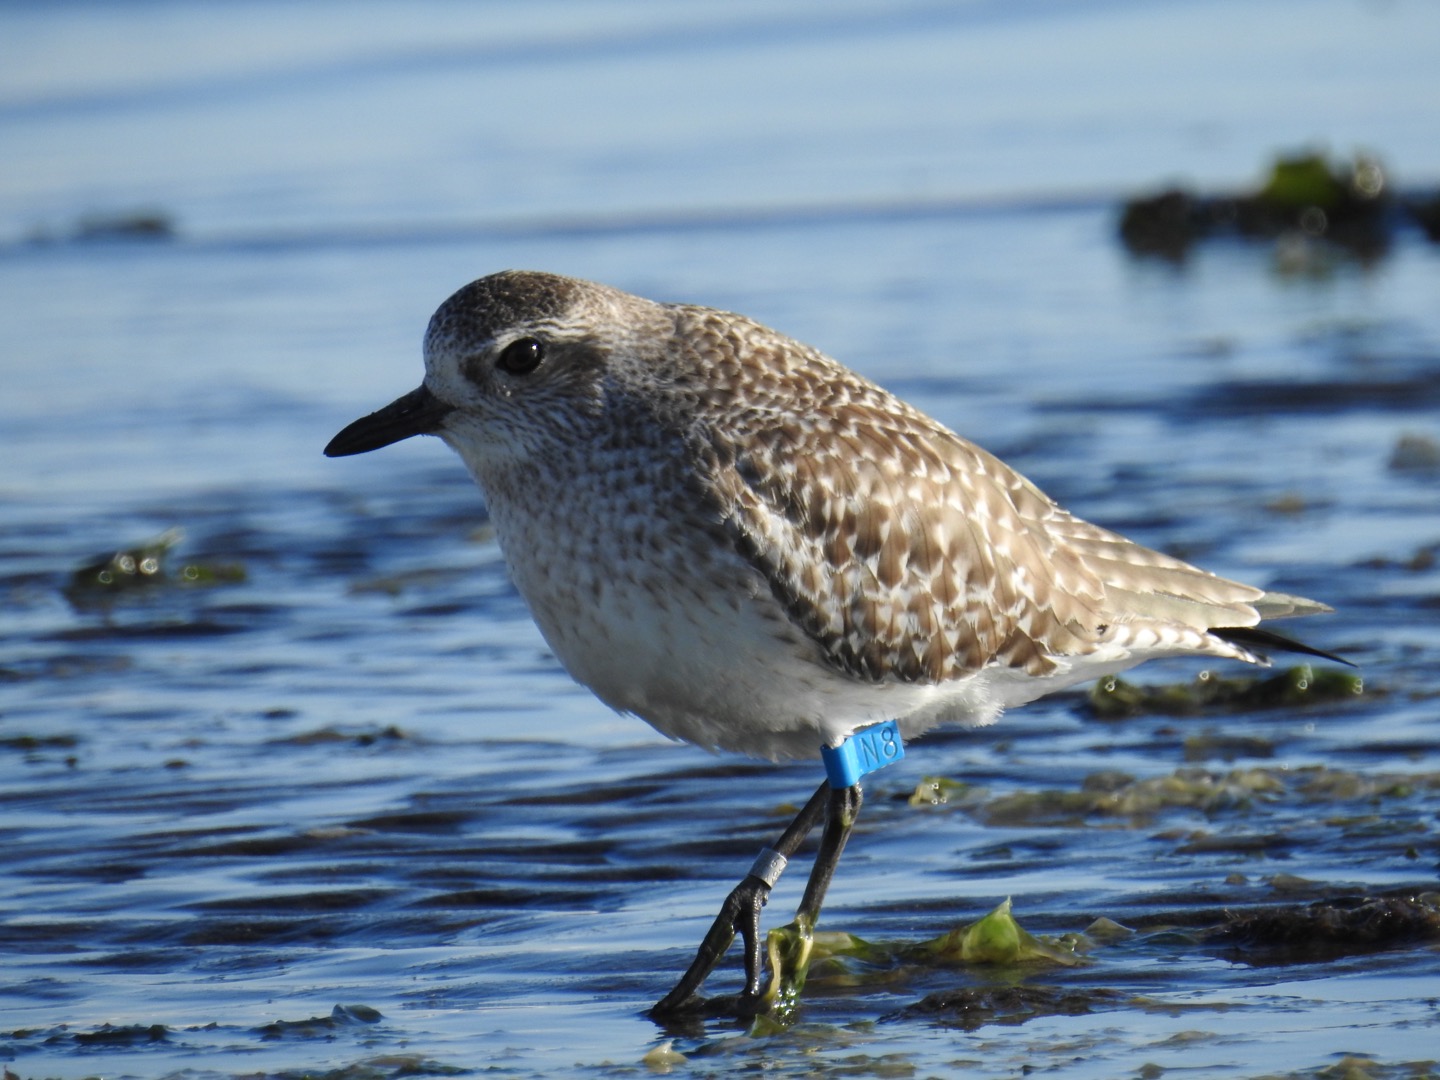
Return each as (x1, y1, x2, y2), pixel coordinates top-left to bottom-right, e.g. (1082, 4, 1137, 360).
(325, 270, 1337, 1016)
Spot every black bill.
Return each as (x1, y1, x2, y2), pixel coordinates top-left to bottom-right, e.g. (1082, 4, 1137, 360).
(324, 385, 455, 457)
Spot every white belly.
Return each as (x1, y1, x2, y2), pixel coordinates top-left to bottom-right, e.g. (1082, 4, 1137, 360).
(459, 445, 1138, 762)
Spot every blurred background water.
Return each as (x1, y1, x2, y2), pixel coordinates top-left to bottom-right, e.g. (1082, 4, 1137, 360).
(2, 2, 1439, 1077)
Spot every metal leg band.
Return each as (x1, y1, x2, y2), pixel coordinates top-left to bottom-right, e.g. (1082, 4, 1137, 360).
(747, 847, 788, 888)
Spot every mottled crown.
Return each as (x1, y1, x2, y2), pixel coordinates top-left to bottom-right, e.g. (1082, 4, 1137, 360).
(425, 270, 589, 354)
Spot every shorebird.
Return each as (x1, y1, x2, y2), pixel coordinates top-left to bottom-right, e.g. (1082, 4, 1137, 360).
(325, 270, 1337, 1017)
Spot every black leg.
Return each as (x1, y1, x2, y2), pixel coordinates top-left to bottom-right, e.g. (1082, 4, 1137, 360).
(761, 782, 863, 1012)
(797, 782, 863, 929)
(650, 779, 831, 1018)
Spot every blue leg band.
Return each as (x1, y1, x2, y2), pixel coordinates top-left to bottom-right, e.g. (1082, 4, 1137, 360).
(820, 719, 905, 789)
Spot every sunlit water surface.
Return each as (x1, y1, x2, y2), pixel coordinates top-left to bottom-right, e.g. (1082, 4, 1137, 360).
(3, 2, 1439, 1077)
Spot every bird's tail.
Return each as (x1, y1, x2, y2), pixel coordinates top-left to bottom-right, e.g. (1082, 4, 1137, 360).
(1210, 625, 1353, 667)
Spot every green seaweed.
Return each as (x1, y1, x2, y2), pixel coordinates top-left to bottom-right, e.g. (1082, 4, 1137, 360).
(1258, 152, 1352, 210)
(909, 763, 1440, 830)
(1118, 148, 1414, 261)
(906, 775, 985, 809)
(758, 915, 826, 1020)
(888, 984, 1127, 1030)
(65, 527, 245, 605)
(1201, 892, 1440, 961)
(756, 899, 1083, 1026)
(257, 1003, 382, 1039)
(910, 898, 1086, 967)
(1087, 665, 1363, 720)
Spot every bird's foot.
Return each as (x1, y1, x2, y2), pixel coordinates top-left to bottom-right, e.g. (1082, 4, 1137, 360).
(649, 780, 836, 1023)
(649, 874, 772, 1020)
(649, 916, 818, 1026)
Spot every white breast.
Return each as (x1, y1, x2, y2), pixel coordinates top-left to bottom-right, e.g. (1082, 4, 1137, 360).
(452, 437, 1150, 761)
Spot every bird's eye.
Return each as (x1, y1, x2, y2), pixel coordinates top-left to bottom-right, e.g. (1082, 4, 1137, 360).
(496, 337, 544, 375)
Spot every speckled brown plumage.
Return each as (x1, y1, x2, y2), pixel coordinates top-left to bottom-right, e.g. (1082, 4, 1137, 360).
(332, 270, 1331, 761)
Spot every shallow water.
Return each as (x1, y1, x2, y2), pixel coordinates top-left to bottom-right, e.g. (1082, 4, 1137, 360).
(3, 2, 1440, 1078)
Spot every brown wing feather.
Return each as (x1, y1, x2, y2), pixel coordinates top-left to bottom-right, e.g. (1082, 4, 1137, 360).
(675, 306, 1317, 686)
(707, 398, 1107, 684)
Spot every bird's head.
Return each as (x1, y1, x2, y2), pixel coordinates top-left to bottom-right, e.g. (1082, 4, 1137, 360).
(324, 270, 677, 472)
